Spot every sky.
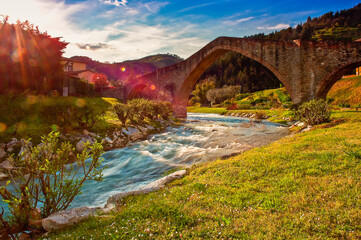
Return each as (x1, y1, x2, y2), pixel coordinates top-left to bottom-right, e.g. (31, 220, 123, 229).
(1, 0, 360, 62)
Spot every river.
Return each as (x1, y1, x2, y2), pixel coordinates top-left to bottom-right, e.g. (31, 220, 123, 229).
(0, 113, 289, 213)
(70, 113, 289, 208)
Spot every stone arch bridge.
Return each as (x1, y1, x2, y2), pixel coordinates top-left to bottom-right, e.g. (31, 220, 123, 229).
(126, 37, 361, 117)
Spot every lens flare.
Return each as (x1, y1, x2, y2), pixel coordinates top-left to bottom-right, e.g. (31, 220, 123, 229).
(121, 67, 126, 72)
(150, 85, 156, 90)
(75, 98, 86, 107)
(0, 123, 7, 132)
(51, 124, 59, 131)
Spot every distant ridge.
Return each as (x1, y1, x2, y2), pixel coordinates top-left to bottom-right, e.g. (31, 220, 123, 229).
(69, 54, 183, 83)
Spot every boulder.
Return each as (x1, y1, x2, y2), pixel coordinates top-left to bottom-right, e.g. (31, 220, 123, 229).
(42, 207, 101, 232)
(0, 160, 15, 170)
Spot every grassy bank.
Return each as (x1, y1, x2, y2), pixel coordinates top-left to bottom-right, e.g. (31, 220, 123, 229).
(0, 95, 120, 143)
(45, 110, 361, 239)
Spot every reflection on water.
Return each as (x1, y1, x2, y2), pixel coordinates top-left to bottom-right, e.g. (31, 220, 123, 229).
(70, 113, 289, 208)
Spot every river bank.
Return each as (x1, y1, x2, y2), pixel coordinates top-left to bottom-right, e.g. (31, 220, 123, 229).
(45, 110, 361, 239)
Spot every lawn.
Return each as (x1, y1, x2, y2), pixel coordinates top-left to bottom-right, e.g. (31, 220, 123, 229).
(45, 110, 361, 239)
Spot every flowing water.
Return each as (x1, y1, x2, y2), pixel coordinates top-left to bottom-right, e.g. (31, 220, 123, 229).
(0, 113, 289, 213)
(70, 113, 289, 208)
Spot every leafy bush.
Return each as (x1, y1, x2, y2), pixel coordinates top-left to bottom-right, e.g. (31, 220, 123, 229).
(189, 81, 215, 106)
(206, 85, 241, 105)
(75, 79, 95, 97)
(41, 99, 105, 130)
(338, 102, 351, 108)
(224, 99, 238, 110)
(70, 102, 106, 130)
(237, 103, 253, 110)
(113, 103, 130, 127)
(275, 89, 291, 103)
(0, 132, 104, 236)
(114, 99, 173, 128)
(254, 111, 268, 119)
(294, 99, 331, 125)
(235, 93, 250, 101)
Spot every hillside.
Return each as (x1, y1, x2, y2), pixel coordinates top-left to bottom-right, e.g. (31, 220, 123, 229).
(328, 75, 361, 107)
(250, 3, 361, 42)
(70, 54, 183, 84)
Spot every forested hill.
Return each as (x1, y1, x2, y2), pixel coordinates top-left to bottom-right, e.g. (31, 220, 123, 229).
(250, 3, 361, 42)
(199, 52, 281, 93)
(70, 54, 183, 83)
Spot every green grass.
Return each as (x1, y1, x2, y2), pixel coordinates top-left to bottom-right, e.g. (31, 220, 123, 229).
(187, 106, 228, 114)
(44, 111, 361, 239)
(328, 76, 361, 107)
(0, 95, 121, 143)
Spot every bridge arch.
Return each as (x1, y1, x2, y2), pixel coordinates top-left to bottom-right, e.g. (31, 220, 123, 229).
(316, 61, 361, 99)
(174, 39, 292, 113)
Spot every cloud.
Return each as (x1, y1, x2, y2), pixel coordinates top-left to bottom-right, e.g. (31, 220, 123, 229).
(144, 1, 169, 13)
(223, 17, 254, 26)
(257, 23, 290, 30)
(1, 0, 208, 62)
(99, 0, 127, 7)
(179, 2, 218, 13)
(76, 43, 112, 51)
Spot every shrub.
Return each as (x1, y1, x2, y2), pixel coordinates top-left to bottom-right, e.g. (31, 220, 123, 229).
(0, 132, 104, 236)
(113, 103, 130, 127)
(70, 103, 106, 130)
(294, 99, 331, 125)
(237, 103, 253, 110)
(114, 99, 173, 127)
(338, 102, 351, 108)
(254, 111, 268, 119)
(206, 85, 241, 105)
(235, 93, 250, 101)
(41, 99, 105, 131)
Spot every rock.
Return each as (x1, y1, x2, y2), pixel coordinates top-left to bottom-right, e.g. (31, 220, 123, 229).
(107, 170, 187, 205)
(19, 233, 30, 240)
(0, 143, 5, 150)
(296, 122, 306, 127)
(301, 125, 313, 132)
(0, 172, 8, 181)
(6, 147, 14, 153)
(76, 139, 94, 152)
(145, 124, 155, 131)
(143, 170, 187, 190)
(83, 129, 90, 135)
(88, 132, 100, 138)
(122, 127, 138, 136)
(7, 138, 18, 148)
(42, 207, 101, 232)
(59, 134, 67, 141)
(0, 160, 15, 170)
(104, 137, 113, 144)
(0, 148, 6, 160)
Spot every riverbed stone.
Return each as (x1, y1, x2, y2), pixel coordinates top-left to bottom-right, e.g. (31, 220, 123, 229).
(0, 171, 8, 181)
(0, 148, 6, 160)
(0, 160, 15, 170)
(42, 207, 101, 232)
(76, 139, 94, 152)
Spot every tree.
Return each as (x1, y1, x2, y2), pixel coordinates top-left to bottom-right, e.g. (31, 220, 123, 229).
(0, 132, 104, 237)
(0, 17, 68, 93)
(189, 80, 215, 106)
(92, 73, 108, 91)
